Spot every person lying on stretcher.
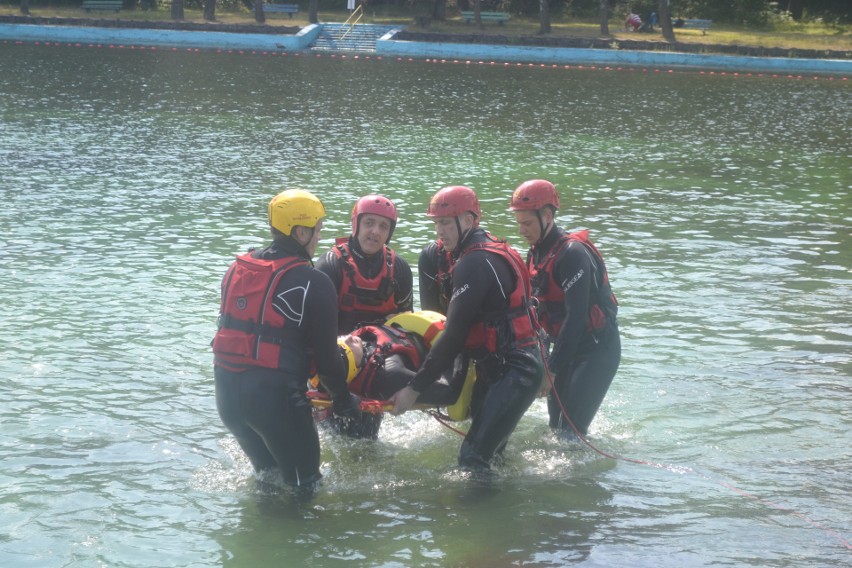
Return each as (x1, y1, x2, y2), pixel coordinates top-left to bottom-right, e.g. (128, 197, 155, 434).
(310, 311, 474, 439)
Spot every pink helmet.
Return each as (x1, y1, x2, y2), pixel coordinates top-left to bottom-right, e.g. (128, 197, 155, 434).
(426, 186, 480, 226)
(351, 194, 398, 242)
(508, 179, 560, 211)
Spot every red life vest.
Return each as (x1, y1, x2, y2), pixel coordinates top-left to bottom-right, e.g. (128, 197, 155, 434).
(346, 323, 427, 397)
(212, 252, 308, 371)
(529, 230, 618, 338)
(457, 238, 540, 357)
(333, 240, 398, 327)
(433, 240, 455, 313)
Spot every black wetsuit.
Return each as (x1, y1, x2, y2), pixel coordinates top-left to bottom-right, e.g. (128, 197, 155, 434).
(214, 237, 349, 487)
(531, 227, 621, 436)
(410, 229, 542, 470)
(315, 237, 413, 334)
(418, 240, 450, 314)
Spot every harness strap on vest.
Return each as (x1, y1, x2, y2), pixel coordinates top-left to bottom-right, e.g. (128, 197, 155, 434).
(336, 242, 397, 305)
(218, 310, 289, 344)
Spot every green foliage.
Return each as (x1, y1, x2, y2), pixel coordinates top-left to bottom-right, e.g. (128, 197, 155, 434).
(563, 0, 610, 18)
(8, 0, 847, 25)
(627, 0, 657, 17)
(23, 0, 252, 10)
(504, 0, 572, 17)
(798, 0, 850, 24)
(668, 0, 771, 26)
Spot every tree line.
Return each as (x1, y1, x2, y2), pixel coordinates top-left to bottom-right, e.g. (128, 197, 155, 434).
(16, 0, 850, 31)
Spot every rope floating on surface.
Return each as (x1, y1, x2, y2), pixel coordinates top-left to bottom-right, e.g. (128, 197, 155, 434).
(3, 40, 847, 80)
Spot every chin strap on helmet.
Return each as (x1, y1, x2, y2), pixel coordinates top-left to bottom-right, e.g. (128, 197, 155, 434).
(508, 179, 559, 245)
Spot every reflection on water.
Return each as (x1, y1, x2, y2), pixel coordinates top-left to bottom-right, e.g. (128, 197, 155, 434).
(0, 44, 850, 566)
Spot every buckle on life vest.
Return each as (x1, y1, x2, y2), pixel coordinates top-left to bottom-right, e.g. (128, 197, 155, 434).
(218, 313, 289, 345)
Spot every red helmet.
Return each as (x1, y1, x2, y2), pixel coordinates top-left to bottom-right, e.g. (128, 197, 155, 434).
(508, 179, 560, 211)
(426, 186, 480, 225)
(351, 194, 397, 242)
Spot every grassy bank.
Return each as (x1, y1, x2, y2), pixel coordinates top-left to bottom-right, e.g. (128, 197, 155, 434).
(2, 5, 849, 53)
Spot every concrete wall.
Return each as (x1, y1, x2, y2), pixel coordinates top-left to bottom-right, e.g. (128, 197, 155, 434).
(377, 33, 852, 75)
(0, 23, 320, 51)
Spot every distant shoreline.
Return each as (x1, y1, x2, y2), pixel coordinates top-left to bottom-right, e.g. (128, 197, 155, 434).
(2, 16, 851, 75)
(3, 14, 850, 61)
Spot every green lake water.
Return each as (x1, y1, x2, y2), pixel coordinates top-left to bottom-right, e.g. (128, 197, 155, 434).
(1, 44, 850, 566)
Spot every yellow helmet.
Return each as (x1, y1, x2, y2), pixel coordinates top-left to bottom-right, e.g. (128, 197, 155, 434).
(268, 189, 325, 236)
(309, 337, 359, 390)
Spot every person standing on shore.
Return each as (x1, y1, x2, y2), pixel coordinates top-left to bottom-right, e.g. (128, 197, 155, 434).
(212, 189, 361, 490)
(391, 185, 542, 471)
(625, 12, 642, 31)
(509, 179, 621, 438)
